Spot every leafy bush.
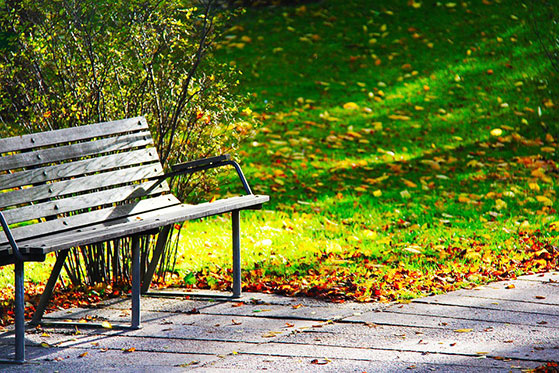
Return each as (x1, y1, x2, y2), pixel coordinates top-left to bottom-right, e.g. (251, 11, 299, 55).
(0, 0, 250, 285)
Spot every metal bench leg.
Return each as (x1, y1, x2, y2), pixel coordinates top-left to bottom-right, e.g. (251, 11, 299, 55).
(141, 225, 171, 294)
(30, 250, 69, 326)
(131, 235, 141, 329)
(14, 260, 25, 363)
(232, 210, 241, 298)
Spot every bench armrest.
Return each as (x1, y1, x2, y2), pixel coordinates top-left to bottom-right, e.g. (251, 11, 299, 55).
(166, 154, 253, 195)
(0, 212, 24, 262)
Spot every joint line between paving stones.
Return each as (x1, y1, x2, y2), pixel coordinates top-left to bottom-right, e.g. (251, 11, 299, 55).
(235, 346, 553, 365)
(411, 299, 559, 317)
(383, 310, 559, 328)
(457, 294, 559, 306)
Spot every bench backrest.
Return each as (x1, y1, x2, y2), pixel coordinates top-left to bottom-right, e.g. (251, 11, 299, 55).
(0, 117, 173, 254)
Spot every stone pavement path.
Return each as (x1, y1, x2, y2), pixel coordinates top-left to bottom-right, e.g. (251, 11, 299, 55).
(0, 272, 558, 372)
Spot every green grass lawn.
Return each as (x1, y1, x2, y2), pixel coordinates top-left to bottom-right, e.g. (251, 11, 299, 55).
(1, 0, 557, 307)
(172, 0, 559, 301)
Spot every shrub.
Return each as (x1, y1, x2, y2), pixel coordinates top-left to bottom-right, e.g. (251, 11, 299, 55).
(0, 0, 250, 285)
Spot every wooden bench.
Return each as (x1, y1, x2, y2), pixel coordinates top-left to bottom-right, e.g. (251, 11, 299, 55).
(0, 117, 269, 363)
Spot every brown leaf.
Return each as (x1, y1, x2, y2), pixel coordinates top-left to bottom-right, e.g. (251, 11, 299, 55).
(310, 359, 330, 365)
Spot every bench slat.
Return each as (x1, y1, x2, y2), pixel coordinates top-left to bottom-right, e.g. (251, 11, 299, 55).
(0, 131, 153, 172)
(0, 148, 160, 190)
(0, 117, 148, 154)
(0, 195, 181, 249)
(2, 195, 269, 255)
(2, 180, 168, 224)
(0, 164, 165, 209)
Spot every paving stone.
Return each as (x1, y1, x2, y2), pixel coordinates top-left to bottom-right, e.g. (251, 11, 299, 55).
(238, 342, 542, 370)
(380, 301, 559, 328)
(0, 347, 217, 372)
(345, 309, 505, 329)
(193, 354, 538, 373)
(517, 271, 559, 283)
(414, 294, 559, 316)
(273, 321, 559, 361)
(449, 280, 559, 305)
(199, 301, 362, 321)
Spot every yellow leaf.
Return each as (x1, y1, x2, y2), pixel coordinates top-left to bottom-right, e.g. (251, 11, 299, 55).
(536, 196, 554, 206)
(541, 146, 555, 153)
(495, 199, 507, 210)
(529, 183, 540, 191)
(343, 102, 359, 110)
(400, 190, 411, 199)
(363, 229, 377, 239)
(402, 179, 417, 188)
(403, 245, 422, 254)
(549, 222, 559, 232)
(123, 347, 136, 353)
(388, 114, 411, 121)
(458, 195, 471, 203)
(454, 329, 473, 333)
(101, 321, 112, 329)
(79, 352, 88, 358)
(490, 128, 503, 137)
(373, 190, 382, 197)
(505, 284, 515, 289)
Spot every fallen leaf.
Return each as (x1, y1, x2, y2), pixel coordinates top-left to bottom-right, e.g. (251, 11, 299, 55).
(343, 102, 359, 110)
(310, 359, 330, 365)
(454, 329, 473, 333)
(490, 128, 503, 136)
(79, 352, 88, 358)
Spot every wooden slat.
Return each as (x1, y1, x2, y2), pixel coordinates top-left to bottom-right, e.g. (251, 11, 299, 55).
(0, 117, 148, 154)
(4, 195, 269, 255)
(0, 163, 165, 209)
(0, 148, 161, 190)
(0, 195, 181, 248)
(0, 131, 153, 172)
(2, 180, 169, 224)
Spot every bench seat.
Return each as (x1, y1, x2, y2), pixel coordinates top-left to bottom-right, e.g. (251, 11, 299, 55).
(0, 194, 268, 265)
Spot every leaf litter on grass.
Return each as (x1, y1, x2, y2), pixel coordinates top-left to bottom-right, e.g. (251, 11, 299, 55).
(0, 0, 558, 318)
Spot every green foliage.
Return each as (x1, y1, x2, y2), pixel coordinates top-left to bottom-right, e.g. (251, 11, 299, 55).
(0, 0, 248, 200)
(0, 0, 248, 285)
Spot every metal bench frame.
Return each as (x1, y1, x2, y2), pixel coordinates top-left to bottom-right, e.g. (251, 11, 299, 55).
(0, 117, 269, 363)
